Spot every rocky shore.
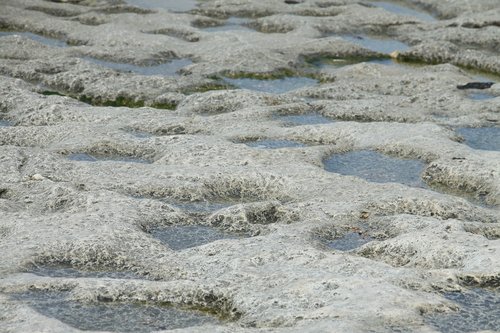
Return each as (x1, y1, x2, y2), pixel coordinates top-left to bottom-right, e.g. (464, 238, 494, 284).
(0, 0, 499, 332)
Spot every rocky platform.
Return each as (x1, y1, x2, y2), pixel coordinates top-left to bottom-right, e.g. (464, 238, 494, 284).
(0, 0, 499, 332)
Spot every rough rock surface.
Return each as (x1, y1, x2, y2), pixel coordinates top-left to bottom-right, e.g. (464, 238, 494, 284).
(0, 0, 499, 332)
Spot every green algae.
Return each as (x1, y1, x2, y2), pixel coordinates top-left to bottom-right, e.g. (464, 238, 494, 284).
(150, 101, 178, 110)
(304, 54, 391, 66)
(40, 89, 178, 110)
(182, 82, 235, 94)
(222, 68, 297, 80)
(395, 53, 500, 76)
(78, 95, 145, 108)
(304, 54, 431, 73)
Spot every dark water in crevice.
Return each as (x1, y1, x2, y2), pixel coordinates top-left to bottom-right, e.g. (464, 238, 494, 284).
(12, 290, 219, 332)
(0, 31, 68, 47)
(323, 150, 427, 188)
(224, 76, 317, 94)
(244, 139, 306, 149)
(126, 0, 199, 12)
(424, 288, 500, 333)
(150, 225, 240, 250)
(456, 127, 500, 151)
(68, 153, 151, 164)
(369, 1, 436, 22)
(325, 232, 374, 251)
(82, 57, 193, 76)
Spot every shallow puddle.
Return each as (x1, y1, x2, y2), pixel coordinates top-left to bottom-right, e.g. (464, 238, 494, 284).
(68, 153, 150, 164)
(278, 113, 333, 126)
(340, 35, 410, 54)
(424, 288, 500, 333)
(467, 92, 496, 100)
(224, 77, 317, 94)
(0, 120, 13, 127)
(83, 57, 193, 76)
(370, 1, 436, 22)
(456, 127, 500, 151)
(245, 139, 306, 149)
(126, 0, 199, 12)
(203, 17, 254, 32)
(325, 232, 373, 251)
(13, 290, 219, 332)
(323, 150, 427, 188)
(0, 31, 67, 47)
(29, 265, 143, 280)
(150, 225, 239, 250)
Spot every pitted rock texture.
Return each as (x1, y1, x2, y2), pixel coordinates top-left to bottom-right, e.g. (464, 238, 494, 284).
(0, 0, 499, 332)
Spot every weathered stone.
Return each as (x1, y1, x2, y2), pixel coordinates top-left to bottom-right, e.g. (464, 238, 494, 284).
(0, 0, 499, 332)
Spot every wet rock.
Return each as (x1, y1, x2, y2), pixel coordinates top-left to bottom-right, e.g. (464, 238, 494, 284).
(1, 0, 500, 332)
(457, 82, 495, 90)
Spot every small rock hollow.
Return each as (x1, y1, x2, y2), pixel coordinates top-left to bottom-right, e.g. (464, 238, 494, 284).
(323, 150, 427, 188)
